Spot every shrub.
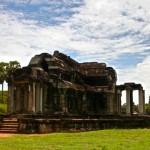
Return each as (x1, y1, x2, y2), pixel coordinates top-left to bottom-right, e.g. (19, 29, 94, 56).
(0, 91, 8, 104)
(0, 103, 7, 114)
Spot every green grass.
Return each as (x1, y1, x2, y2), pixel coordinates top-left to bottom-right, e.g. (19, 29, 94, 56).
(0, 129, 150, 150)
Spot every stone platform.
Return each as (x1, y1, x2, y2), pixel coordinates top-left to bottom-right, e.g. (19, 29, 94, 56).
(1, 114, 150, 134)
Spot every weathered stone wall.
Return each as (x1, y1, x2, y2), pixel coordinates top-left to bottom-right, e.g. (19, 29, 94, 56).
(18, 115, 150, 134)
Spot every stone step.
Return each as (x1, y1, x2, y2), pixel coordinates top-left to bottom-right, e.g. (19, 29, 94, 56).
(1, 123, 18, 128)
(3, 117, 17, 120)
(0, 126, 18, 129)
(0, 127, 18, 130)
(0, 126, 18, 130)
(0, 125, 18, 128)
(2, 122, 18, 125)
(0, 130, 18, 133)
(0, 117, 18, 133)
(0, 129, 18, 133)
(0, 128, 18, 131)
(3, 119, 17, 121)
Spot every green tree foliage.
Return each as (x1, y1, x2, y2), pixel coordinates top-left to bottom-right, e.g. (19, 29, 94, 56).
(0, 61, 21, 103)
(6, 61, 21, 71)
(0, 91, 7, 114)
(145, 103, 150, 115)
(0, 61, 20, 113)
(0, 91, 8, 104)
(121, 103, 126, 115)
(0, 103, 7, 114)
(0, 62, 8, 103)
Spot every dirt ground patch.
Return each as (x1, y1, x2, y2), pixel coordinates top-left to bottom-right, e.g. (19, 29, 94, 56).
(0, 133, 50, 138)
(0, 134, 15, 138)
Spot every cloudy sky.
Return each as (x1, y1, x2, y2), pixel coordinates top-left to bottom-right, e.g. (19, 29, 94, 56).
(0, 0, 150, 104)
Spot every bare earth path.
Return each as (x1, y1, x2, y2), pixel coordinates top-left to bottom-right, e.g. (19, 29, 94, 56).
(0, 133, 49, 137)
(0, 133, 15, 137)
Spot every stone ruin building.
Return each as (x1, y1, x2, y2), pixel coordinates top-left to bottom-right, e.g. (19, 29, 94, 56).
(6, 51, 145, 116)
(0, 51, 148, 134)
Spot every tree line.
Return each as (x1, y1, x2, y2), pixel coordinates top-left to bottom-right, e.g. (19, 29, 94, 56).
(0, 61, 21, 103)
(122, 102, 150, 115)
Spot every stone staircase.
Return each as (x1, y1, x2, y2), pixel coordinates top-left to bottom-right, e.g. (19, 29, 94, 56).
(0, 117, 18, 133)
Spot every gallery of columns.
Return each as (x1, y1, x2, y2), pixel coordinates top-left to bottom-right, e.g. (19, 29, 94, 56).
(117, 83, 145, 116)
(7, 81, 48, 114)
(7, 82, 145, 116)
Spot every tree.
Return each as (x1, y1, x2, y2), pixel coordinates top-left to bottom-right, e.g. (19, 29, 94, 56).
(0, 62, 8, 103)
(121, 103, 126, 115)
(0, 61, 21, 103)
(145, 103, 150, 115)
(6, 61, 21, 72)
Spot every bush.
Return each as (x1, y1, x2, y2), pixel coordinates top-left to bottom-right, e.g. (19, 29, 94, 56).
(0, 91, 8, 104)
(0, 103, 7, 114)
(145, 103, 150, 115)
(0, 90, 8, 114)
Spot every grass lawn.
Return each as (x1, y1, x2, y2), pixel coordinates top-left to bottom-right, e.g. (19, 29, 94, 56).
(0, 129, 150, 150)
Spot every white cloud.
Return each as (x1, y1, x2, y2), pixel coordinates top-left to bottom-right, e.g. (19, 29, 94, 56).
(117, 55, 150, 103)
(0, 0, 150, 102)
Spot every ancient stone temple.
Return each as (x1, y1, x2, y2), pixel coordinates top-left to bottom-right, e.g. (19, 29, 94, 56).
(6, 51, 145, 116)
(1, 51, 148, 134)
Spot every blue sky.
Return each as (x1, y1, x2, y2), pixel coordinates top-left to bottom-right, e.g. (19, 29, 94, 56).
(0, 0, 150, 104)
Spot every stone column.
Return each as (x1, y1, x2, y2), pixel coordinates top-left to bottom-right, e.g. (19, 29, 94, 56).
(82, 93, 87, 113)
(107, 93, 113, 114)
(24, 88, 28, 113)
(43, 85, 48, 113)
(60, 94, 65, 112)
(60, 90, 67, 113)
(143, 90, 145, 114)
(7, 84, 14, 113)
(35, 83, 40, 113)
(28, 84, 33, 113)
(126, 88, 133, 116)
(117, 90, 121, 115)
(32, 82, 36, 113)
(139, 89, 145, 115)
(39, 85, 43, 113)
(16, 86, 21, 113)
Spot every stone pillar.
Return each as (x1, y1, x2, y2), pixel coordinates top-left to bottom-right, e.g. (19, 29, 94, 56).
(82, 93, 87, 113)
(139, 89, 145, 115)
(117, 90, 121, 115)
(143, 90, 145, 114)
(60, 94, 65, 112)
(28, 84, 33, 113)
(39, 85, 43, 113)
(7, 84, 14, 113)
(43, 85, 48, 113)
(126, 88, 133, 116)
(107, 93, 113, 114)
(32, 82, 36, 113)
(16, 86, 21, 113)
(60, 90, 67, 113)
(24, 88, 28, 113)
(35, 83, 40, 113)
